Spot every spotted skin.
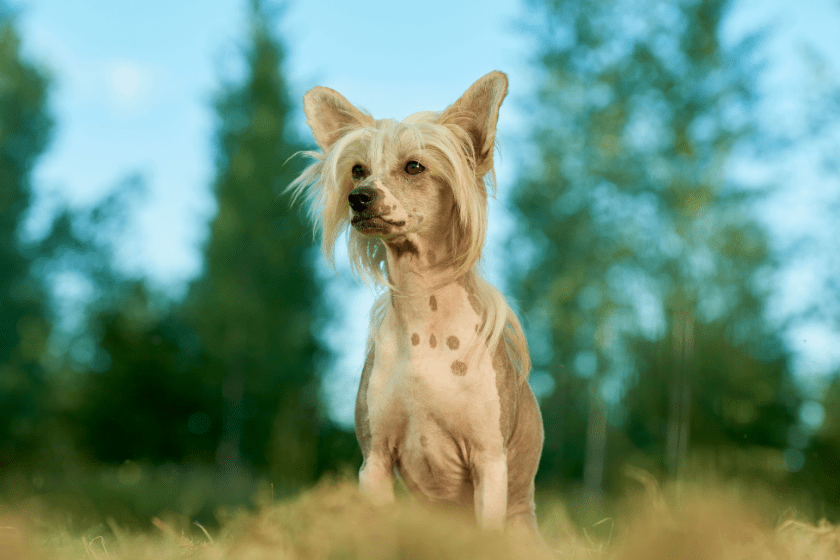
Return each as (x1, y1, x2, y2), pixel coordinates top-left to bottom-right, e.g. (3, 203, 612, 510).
(458, 275, 482, 316)
(492, 343, 516, 442)
(394, 239, 419, 258)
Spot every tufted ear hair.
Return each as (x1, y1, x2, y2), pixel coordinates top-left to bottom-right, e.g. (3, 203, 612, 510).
(438, 71, 508, 177)
(303, 86, 374, 151)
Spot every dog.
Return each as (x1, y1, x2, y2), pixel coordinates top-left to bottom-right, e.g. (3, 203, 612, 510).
(289, 71, 545, 543)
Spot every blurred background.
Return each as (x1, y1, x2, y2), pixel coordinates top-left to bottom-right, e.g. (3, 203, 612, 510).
(1, 0, 839, 530)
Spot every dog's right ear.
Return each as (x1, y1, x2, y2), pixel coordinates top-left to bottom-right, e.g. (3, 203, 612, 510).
(303, 87, 373, 151)
(438, 71, 508, 177)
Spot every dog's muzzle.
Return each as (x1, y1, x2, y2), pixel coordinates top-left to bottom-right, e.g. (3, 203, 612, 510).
(348, 185, 405, 232)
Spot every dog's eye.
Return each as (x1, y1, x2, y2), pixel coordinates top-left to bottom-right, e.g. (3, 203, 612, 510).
(405, 161, 425, 175)
(351, 164, 368, 180)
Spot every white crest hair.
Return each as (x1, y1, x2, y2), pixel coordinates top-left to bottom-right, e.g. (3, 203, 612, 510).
(288, 110, 531, 380)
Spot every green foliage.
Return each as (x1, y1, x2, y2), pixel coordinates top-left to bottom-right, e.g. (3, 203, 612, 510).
(622, 322, 798, 481)
(0, 2, 355, 511)
(181, 0, 331, 483)
(52, 0, 355, 489)
(511, 0, 799, 490)
(795, 376, 840, 519)
(0, 10, 53, 468)
(76, 285, 222, 465)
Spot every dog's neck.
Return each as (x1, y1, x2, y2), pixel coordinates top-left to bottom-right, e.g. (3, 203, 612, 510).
(382, 234, 473, 333)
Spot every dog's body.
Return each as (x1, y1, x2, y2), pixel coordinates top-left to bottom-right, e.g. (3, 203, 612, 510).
(290, 71, 544, 541)
(357, 272, 544, 539)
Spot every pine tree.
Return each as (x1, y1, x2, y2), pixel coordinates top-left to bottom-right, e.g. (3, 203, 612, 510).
(184, 0, 324, 485)
(0, 9, 54, 468)
(509, 0, 796, 490)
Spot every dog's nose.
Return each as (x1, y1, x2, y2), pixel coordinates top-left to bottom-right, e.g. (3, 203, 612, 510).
(348, 186, 379, 212)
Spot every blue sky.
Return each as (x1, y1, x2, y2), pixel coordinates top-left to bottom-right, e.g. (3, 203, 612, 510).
(10, 0, 840, 426)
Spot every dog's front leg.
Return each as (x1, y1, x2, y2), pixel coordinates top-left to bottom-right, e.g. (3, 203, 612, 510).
(473, 453, 508, 531)
(359, 452, 395, 505)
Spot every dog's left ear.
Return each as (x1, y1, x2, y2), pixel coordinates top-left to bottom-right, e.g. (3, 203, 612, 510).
(439, 71, 508, 176)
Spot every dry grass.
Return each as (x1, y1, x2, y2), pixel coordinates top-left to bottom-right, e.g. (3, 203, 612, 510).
(1, 477, 838, 560)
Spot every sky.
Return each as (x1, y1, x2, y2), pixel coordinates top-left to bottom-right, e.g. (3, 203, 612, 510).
(9, 0, 840, 427)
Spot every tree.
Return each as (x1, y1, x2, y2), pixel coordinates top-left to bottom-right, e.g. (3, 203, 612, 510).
(622, 322, 798, 483)
(509, 0, 797, 491)
(0, 8, 54, 469)
(31, 173, 222, 469)
(183, 0, 327, 485)
(76, 283, 222, 465)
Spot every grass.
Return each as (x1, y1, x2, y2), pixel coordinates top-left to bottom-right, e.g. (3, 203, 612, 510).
(1, 475, 839, 560)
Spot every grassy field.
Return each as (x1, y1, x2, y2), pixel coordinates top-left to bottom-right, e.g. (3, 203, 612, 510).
(1, 475, 838, 560)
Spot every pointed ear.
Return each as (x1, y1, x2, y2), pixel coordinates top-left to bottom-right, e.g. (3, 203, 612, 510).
(438, 71, 508, 175)
(303, 86, 374, 151)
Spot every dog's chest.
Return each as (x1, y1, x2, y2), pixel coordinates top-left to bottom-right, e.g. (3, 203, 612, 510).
(364, 332, 504, 502)
(370, 351, 497, 423)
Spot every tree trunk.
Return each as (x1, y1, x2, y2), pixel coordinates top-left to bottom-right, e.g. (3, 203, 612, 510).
(584, 388, 607, 493)
(666, 307, 694, 475)
(217, 364, 245, 471)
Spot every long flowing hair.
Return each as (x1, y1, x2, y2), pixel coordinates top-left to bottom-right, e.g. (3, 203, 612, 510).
(288, 112, 530, 379)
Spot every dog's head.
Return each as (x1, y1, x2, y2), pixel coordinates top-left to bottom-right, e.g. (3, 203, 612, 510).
(290, 71, 508, 285)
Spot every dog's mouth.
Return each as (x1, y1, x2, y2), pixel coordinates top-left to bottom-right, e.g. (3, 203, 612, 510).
(351, 214, 406, 232)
